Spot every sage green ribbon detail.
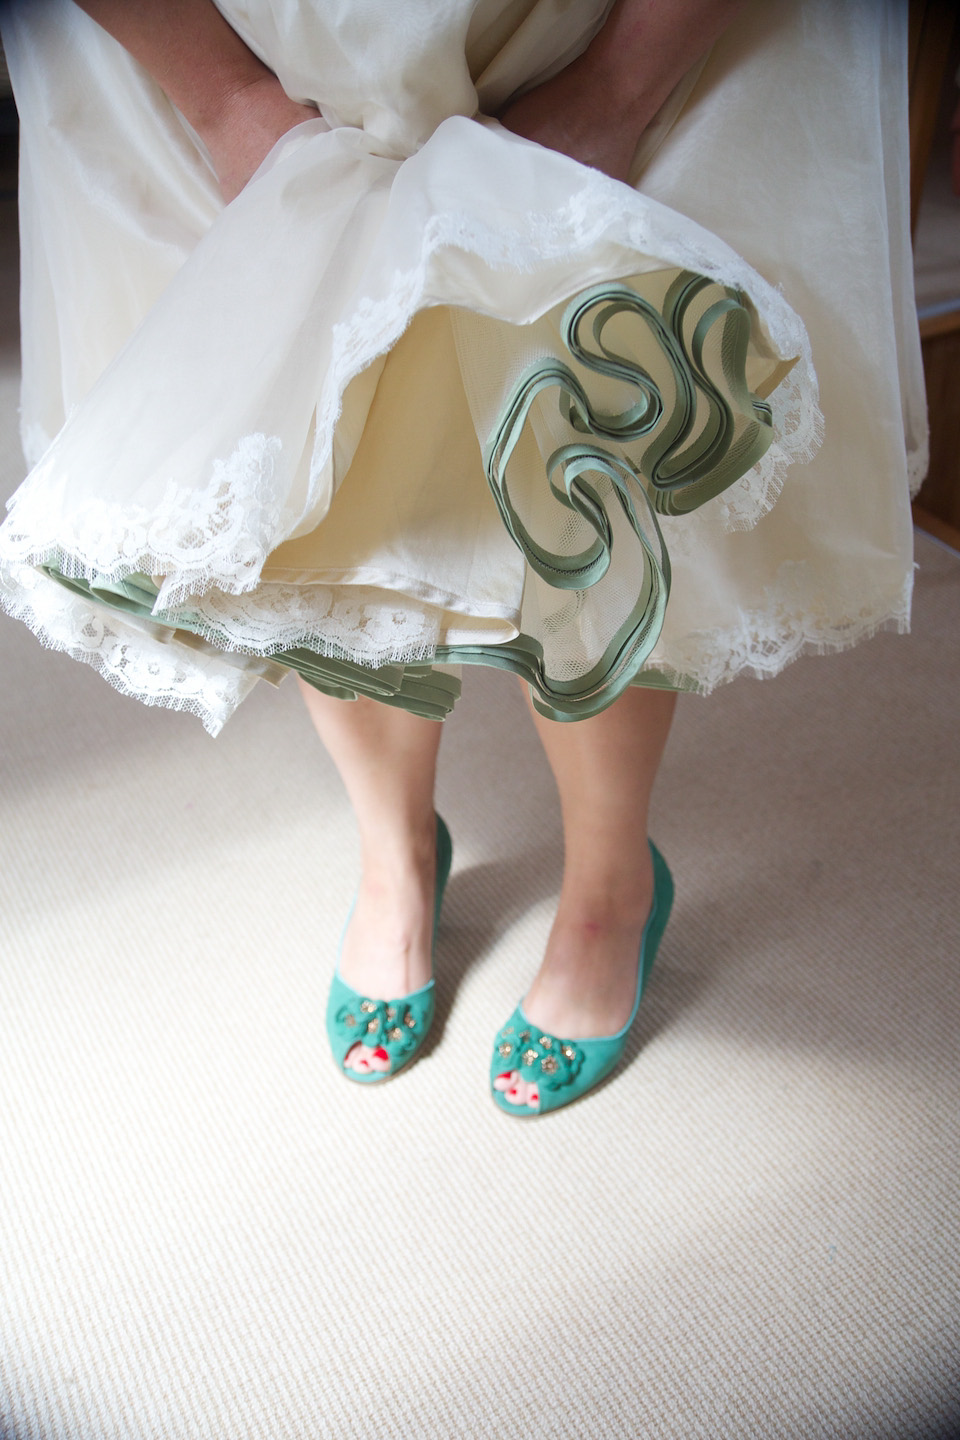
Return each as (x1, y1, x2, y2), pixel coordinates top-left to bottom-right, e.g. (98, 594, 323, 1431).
(559, 273, 774, 516)
(39, 565, 463, 721)
(485, 361, 620, 590)
(471, 272, 777, 717)
(37, 271, 780, 725)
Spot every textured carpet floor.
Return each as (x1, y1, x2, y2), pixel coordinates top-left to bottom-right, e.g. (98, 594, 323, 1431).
(0, 192, 958, 1438)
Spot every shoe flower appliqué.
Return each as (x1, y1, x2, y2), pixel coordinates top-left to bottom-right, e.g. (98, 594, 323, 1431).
(494, 1022, 583, 1092)
(335, 996, 423, 1059)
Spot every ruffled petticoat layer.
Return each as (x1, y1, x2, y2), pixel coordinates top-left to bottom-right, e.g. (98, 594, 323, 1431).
(0, 0, 924, 734)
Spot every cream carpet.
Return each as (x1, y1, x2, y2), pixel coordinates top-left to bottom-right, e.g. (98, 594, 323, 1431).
(0, 189, 958, 1438)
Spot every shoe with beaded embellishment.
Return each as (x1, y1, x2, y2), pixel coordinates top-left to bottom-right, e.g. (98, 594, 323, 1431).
(490, 840, 672, 1116)
(326, 815, 452, 1084)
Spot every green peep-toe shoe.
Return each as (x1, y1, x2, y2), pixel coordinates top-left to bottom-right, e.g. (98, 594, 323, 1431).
(326, 815, 453, 1084)
(490, 841, 673, 1116)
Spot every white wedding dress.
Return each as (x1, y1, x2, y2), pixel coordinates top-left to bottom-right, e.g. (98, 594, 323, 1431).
(0, 0, 924, 733)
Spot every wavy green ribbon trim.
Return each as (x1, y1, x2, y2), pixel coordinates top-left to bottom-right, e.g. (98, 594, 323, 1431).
(469, 271, 774, 718)
(561, 273, 774, 516)
(39, 566, 462, 721)
(38, 272, 779, 723)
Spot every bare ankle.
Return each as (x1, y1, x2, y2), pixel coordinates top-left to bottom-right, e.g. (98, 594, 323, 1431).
(555, 864, 654, 934)
(358, 810, 437, 878)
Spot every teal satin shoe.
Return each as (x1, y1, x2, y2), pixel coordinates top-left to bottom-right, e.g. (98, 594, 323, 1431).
(490, 841, 673, 1116)
(326, 815, 453, 1084)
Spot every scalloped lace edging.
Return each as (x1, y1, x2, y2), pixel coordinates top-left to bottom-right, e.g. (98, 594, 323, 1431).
(2, 552, 914, 734)
(0, 563, 254, 736)
(313, 185, 822, 536)
(647, 565, 913, 694)
(715, 359, 824, 531)
(171, 581, 444, 665)
(3, 166, 821, 607)
(2, 432, 289, 609)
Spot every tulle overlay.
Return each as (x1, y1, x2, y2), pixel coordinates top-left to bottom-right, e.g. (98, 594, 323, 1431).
(0, 0, 923, 733)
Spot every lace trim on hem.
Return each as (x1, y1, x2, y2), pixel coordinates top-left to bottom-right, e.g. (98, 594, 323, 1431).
(2, 554, 914, 734)
(314, 185, 822, 535)
(2, 433, 289, 610)
(3, 164, 820, 606)
(713, 361, 824, 531)
(0, 563, 252, 737)
(645, 569, 913, 695)
(171, 582, 444, 667)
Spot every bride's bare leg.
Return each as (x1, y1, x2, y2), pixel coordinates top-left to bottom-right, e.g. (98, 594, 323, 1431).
(520, 684, 676, 1043)
(297, 679, 442, 1007)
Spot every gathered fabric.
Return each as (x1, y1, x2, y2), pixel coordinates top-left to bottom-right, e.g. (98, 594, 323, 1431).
(0, 0, 922, 733)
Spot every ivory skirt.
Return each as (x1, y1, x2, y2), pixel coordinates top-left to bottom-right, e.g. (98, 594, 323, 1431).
(0, 0, 924, 732)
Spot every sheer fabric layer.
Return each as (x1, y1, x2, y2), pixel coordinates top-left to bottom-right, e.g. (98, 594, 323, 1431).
(0, 0, 920, 733)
